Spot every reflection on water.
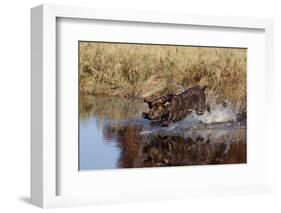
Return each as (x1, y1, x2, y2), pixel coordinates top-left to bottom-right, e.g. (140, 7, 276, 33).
(79, 95, 246, 170)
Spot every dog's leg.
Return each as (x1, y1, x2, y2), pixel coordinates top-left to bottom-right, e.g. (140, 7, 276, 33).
(206, 103, 211, 113)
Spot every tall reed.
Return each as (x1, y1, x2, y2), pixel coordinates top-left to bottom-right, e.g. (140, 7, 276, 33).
(79, 42, 246, 110)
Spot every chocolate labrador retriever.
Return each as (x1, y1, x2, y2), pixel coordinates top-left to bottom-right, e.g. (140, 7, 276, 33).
(142, 85, 210, 126)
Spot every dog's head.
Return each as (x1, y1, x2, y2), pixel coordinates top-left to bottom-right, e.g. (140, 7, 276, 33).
(142, 95, 174, 121)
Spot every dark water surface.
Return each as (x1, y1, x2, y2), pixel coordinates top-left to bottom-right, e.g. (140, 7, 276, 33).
(79, 95, 246, 170)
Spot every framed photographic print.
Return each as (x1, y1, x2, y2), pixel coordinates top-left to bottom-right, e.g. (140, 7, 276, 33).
(31, 4, 274, 208)
(78, 42, 247, 170)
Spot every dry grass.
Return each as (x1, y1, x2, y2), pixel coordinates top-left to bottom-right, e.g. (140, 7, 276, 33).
(79, 42, 246, 110)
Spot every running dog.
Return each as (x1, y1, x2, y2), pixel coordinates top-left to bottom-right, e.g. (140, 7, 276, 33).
(142, 85, 210, 126)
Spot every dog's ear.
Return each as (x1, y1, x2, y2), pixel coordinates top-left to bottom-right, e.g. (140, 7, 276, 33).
(144, 98, 153, 108)
(157, 94, 173, 103)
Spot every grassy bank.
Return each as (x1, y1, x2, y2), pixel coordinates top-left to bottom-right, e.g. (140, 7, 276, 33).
(79, 42, 246, 110)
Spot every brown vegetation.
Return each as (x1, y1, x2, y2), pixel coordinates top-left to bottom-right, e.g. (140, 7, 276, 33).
(79, 42, 246, 110)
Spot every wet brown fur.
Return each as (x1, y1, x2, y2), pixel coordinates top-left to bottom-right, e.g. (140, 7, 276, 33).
(142, 86, 210, 126)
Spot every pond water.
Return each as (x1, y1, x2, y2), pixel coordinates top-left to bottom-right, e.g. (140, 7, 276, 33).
(79, 95, 246, 170)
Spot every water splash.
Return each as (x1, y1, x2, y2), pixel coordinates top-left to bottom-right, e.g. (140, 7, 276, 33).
(137, 104, 241, 135)
(188, 104, 238, 124)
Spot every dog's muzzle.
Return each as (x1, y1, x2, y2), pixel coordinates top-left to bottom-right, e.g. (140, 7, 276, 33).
(142, 112, 149, 119)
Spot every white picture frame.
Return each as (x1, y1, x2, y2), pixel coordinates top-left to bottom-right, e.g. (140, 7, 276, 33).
(31, 4, 274, 208)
